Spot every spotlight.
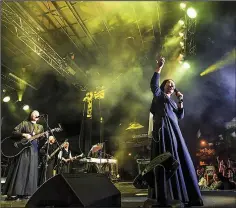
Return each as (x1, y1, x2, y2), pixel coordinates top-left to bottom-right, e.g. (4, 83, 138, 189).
(178, 20, 185, 25)
(3, 96, 10, 102)
(23, 105, 29, 111)
(187, 7, 197, 19)
(180, 41, 184, 47)
(200, 140, 207, 146)
(179, 32, 184, 37)
(177, 53, 185, 63)
(180, 3, 186, 9)
(128, 153, 132, 156)
(183, 62, 190, 69)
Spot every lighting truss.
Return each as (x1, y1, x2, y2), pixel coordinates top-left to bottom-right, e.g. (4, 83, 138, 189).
(184, 15, 197, 56)
(2, 2, 71, 78)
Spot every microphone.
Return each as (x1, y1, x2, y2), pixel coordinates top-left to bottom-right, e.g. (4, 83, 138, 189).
(174, 89, 183, 102)
(36, 114, 47, 118)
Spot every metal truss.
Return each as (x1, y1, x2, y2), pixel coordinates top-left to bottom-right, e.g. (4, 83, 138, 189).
(185, 15, 197, 56)
(2, 2, 72, 78)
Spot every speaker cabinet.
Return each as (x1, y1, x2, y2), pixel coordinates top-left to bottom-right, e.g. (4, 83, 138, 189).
(133, 152, 179, 189)
(26, 173, 121, 208)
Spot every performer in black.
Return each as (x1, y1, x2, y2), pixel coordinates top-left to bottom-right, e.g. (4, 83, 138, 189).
(38, 135, 57, 185)
(3, 110, 44, 200)
(149, 57, 203, 207)
(57, 141, 73, 173)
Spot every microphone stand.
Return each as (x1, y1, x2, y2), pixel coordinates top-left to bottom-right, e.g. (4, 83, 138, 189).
(42, 115, 50, 183)
(78, 102, 86, 154)
(42, 115, 62, 181)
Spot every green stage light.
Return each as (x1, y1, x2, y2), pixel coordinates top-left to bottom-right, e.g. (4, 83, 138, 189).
(23, 105, 30, 111)
(3, 96, 10, 102)
(187, 7, 197, 19)
(178, 20, 185, 25)
(183, 62, 190, 69)
(180, 3, 186, 9)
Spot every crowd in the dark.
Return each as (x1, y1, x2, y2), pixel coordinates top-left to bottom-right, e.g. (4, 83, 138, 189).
(196, 156, 236, 190)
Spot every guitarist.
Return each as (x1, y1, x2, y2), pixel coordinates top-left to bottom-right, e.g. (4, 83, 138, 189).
(3, 110, 45, 201)
(58, 141, 73, 173)
(38, 136, 57, 185)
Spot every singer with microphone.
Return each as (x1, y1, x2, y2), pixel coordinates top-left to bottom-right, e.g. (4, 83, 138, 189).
(3, 110, 45, 201)
(148, 57, 203, 207)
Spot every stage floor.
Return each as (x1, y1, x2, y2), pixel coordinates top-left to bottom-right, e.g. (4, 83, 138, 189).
(1, 182, 236, 208)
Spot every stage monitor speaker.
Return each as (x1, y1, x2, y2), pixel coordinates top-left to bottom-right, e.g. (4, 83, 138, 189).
(133, 152, 179, 189)
(26, 173, 121, 208)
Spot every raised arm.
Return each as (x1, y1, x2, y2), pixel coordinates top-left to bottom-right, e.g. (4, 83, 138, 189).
(150, 57, 165, 96)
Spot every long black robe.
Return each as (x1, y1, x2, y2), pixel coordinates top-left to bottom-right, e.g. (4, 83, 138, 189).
(3, 120, 44, 197)
(149, 72, 203, 205)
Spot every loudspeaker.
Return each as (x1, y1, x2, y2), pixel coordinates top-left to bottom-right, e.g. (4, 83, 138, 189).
(26, 173, 121, 208)
(133, 152, 179, 189)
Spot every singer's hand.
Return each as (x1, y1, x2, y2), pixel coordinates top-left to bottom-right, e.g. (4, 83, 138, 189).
(176, 91, 183, 99)
(155, 57, 165, 73)
(156, 57, 165, 69)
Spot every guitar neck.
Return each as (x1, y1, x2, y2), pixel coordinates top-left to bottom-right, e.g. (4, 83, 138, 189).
(49, 146, 61, 158)
(29, 131, 48, 142)
(49, 140, 67, 159)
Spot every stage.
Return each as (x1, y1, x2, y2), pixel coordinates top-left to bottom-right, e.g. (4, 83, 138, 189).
(1, 182, 236, 208)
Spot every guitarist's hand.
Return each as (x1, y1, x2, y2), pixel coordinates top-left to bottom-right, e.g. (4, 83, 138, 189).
(22, 133, 32, 140)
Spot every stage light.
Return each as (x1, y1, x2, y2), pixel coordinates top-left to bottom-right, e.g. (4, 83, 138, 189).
(180, 41, 184, 47)
(179, 32, 184, 37)
(3, 96, 10, 102)
(178, 20, 185, 25)
(183, 62, 190, 69)
(180, 3, 186, 9)
(187, 7, 197, 19)
(200, 140, 207, 146)
(23, 105, 29, 111)
(128, 153, 132, 156)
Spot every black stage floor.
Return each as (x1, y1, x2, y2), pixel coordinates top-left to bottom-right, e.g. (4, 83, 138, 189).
(1, 182, 236, 208)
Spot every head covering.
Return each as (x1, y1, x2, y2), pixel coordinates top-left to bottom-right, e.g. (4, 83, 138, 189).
(27, 110, 38, 121)
(160, 79, 175, 91)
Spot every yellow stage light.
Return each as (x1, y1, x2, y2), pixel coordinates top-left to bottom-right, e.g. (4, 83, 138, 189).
(180, 3, 186, 9)
(23, 105, 29, 111)
(200, 49, 235, 76)
(187, 8, 197, 19)
(183, 62, 190, 69)
(179, 32, 184, 37)
(3, 96, 10, 102)
(178, 20, 185, 25)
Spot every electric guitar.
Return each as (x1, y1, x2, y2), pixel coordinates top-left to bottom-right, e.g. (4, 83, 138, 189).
(38, 139, 68, 168)
(1, 126, 63, 158)
(58, 153, 85, 167)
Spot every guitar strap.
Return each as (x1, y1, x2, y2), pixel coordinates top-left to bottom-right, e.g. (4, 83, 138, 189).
(31, 122, 39, 152)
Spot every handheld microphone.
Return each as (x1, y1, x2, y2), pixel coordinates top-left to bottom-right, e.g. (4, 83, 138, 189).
(36, 114, 46, 118)
(174, 89, 183, 102)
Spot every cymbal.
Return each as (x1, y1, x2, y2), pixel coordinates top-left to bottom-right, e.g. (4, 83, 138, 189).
(126, 122, 144, 130)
